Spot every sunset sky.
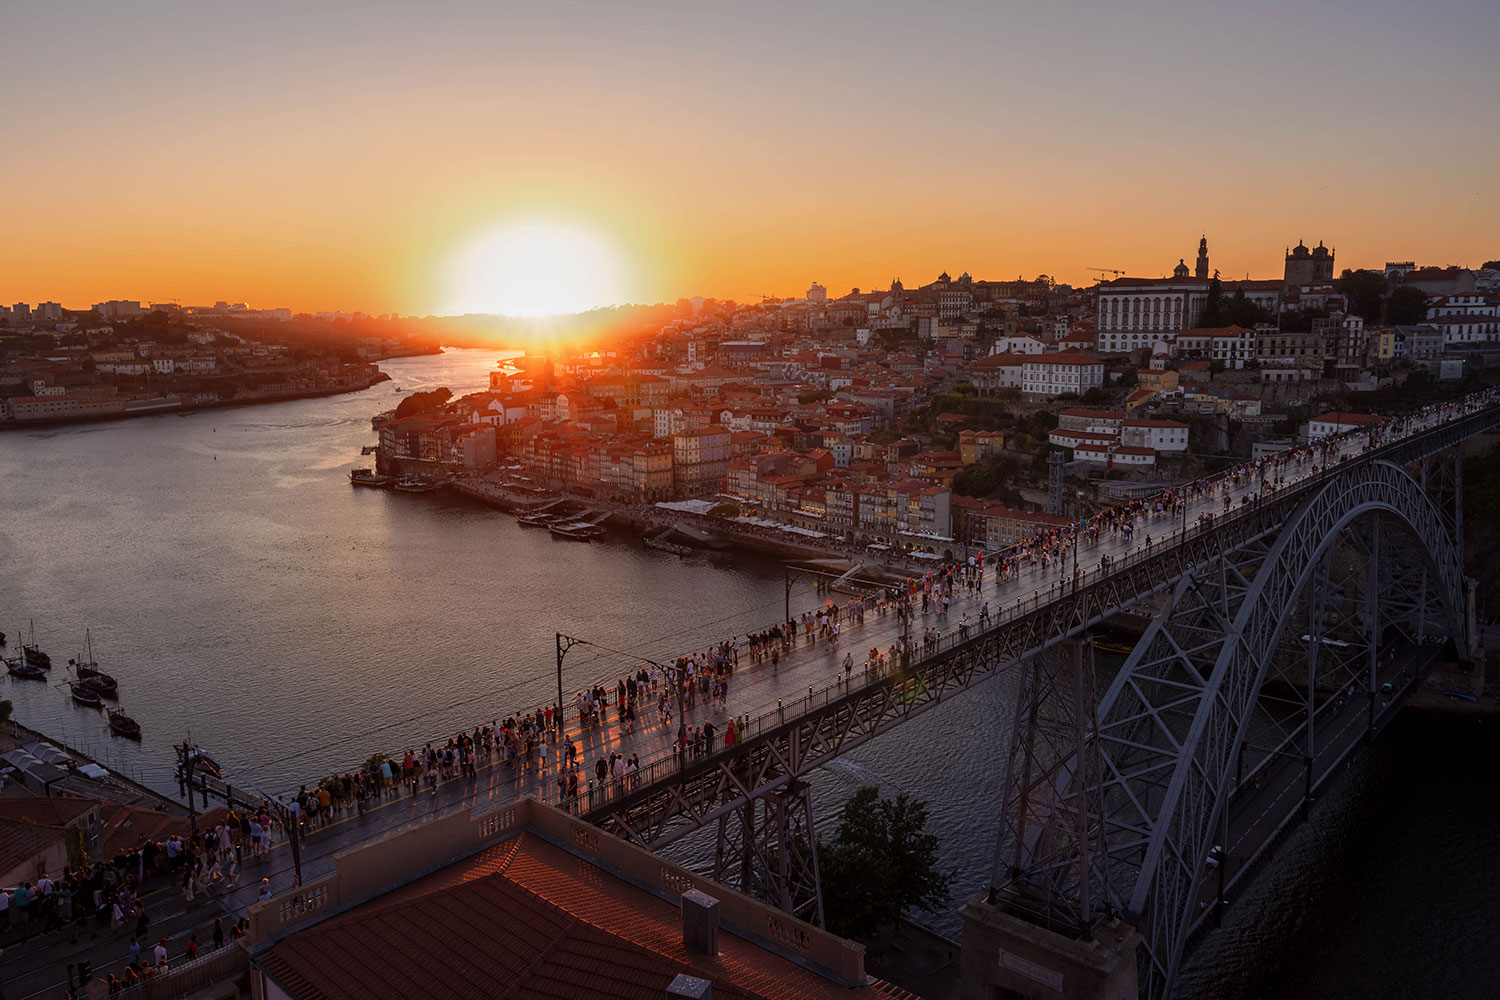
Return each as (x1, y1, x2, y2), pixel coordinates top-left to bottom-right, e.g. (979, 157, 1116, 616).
(4, 1, 1496, 317)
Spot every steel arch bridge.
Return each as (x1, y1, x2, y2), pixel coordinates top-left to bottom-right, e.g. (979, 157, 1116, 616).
(995, 449, 1476, 998)
(566, 405, 1496, 997)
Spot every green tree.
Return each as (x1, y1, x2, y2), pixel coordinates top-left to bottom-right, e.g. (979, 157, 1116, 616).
(1336, 268, 1390, 323)
(819, 787, 955, 938)
(1386, 285, 1430, 325)
(952, 462, 999, 497)
(1482, 260, 1500, 271)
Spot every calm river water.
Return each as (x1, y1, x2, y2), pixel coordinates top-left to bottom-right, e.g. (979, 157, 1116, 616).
(1, 348, 1490, 997)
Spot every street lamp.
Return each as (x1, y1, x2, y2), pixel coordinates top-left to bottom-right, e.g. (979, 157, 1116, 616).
(556, 633, 582, 738)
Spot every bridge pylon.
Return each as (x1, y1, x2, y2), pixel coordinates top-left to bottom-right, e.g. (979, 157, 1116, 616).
(712, 778, 825, 928)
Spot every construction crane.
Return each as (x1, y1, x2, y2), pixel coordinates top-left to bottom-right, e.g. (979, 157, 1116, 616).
(1086, 267, 1126, 278)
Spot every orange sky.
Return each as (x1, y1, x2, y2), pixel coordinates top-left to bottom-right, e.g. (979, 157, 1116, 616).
(2, 2, 1496, 316)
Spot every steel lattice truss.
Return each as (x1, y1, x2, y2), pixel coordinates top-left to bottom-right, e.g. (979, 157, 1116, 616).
(1005, 457, 1472, 999)
(574, 406, 1499, 965)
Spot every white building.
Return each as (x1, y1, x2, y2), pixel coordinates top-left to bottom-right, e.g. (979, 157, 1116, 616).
(989, 336, 1046, 355)
(1308, 411, 1381, 438)
(1021, 352, 1104, 399)
(970, 353, 1026, 394)
(1095, 277, 1209, 352)
(1120, 419, 1189, 452)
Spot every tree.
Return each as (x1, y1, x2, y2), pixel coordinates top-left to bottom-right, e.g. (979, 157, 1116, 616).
(1336, 268, 1389, 323)
(1386, 285, 1430, 325)
(393, 386, 452, 418)
(952, 462, 999, 498)
(1483, 260, 1500, 271)
(818, 787, 955, 938)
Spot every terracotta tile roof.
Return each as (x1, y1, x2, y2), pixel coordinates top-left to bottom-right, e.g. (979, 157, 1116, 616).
(0, 820, 66, 878)
(0, 796, 96, 829)
(258, 833, 906, 1000)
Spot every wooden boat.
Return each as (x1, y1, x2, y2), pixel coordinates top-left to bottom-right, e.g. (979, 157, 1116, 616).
(349, 468, 392, 488)
(1092, 639, 1134, 655)
(70, 683, 103, 709)
(21, 620, 50, 669)
(79, 674, 118, 699)
(517, 512, 560, 527)
(107, 709, 142, 740)
(72, 630, 119, 696)
(394, 477, 441, 492)
(549, 521, 605, 541)
(6, 659, 47, 680)
(644, 537, 693, 556)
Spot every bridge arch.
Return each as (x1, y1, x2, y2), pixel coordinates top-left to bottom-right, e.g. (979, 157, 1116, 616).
(1091, 458, 1467, 994)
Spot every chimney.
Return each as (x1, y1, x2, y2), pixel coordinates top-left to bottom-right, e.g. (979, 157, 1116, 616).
(680, 889, 720, 956)
(667, 974, 712, 1000)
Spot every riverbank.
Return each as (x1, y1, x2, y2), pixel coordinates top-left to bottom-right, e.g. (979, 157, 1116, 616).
(442, 473, 952, 574)
(0, 371, 390, 430)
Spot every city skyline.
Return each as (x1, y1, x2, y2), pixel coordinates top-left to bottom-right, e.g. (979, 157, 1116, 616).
(3, 1, 1496, 316)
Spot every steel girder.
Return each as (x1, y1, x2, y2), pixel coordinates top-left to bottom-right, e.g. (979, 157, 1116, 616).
(1046, 459, 1468, 999)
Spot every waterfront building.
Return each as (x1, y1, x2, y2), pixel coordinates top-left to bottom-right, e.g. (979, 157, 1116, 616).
(671, 427, 731, 497)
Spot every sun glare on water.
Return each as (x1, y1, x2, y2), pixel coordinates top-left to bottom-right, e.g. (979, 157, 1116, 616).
(440, 221, 631, 318)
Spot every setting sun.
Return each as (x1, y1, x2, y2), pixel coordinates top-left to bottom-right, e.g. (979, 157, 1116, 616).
(439, 221, 632, 318)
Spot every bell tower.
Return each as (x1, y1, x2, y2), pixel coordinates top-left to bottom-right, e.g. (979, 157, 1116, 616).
(1195, 235, 1209, 280)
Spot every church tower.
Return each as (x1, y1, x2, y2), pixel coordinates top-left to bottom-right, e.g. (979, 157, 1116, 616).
(1195, 235, 1209, 280)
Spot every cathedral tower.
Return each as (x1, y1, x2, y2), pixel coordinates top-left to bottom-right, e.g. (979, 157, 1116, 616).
(1195, 235, 1209, 280)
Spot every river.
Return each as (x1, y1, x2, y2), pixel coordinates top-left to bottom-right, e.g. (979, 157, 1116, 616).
(1, 348, 1490, 997)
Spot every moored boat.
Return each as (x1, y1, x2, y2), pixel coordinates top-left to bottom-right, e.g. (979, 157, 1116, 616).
(21, 621, 50, 669)
(549, 521, 605, 541)
(643, 537, 693, 556)
(395, 477, 441, 492)
(78, 674, 118, 699)
(70, 683, 103, 709)
(1092, 638, 1133, 655)
(517, 512, 561, 527)
(6, 659, 47, 680)
(107, 709, 142, 740)
(349, 468, 392, 488)
(72, 630, 119, 696)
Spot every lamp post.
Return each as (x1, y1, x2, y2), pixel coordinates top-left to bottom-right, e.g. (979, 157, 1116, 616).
(556, 633, 583, 738)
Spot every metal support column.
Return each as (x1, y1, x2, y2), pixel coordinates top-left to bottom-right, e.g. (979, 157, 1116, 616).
(1367, 515, 1381, 735)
